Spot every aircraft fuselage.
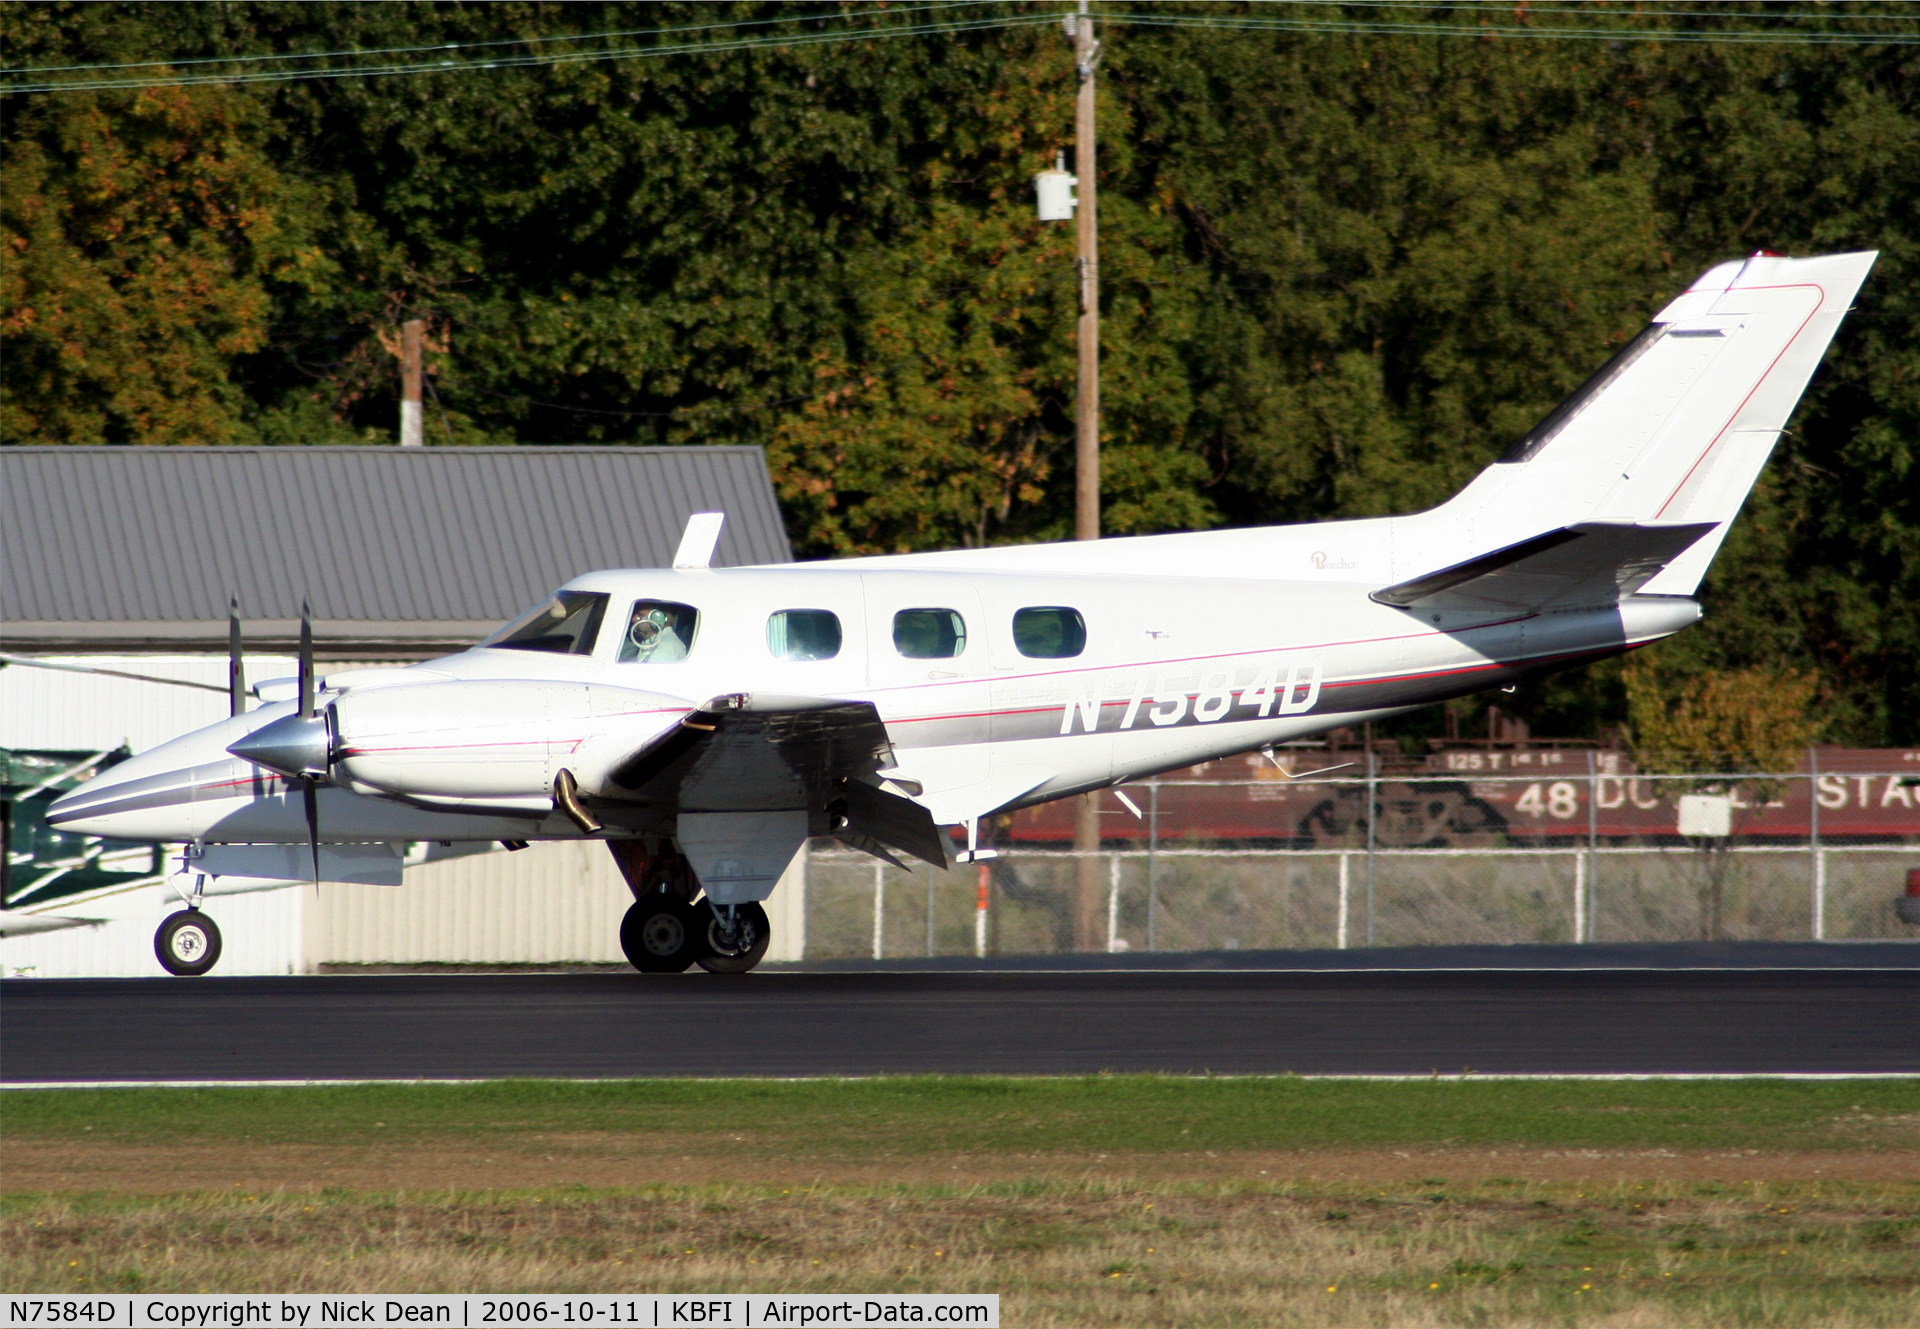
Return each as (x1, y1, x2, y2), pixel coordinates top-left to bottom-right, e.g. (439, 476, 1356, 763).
(47, 561, 1698, 847)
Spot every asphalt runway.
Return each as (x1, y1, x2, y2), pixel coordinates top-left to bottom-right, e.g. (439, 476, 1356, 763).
(5, 944, 1916, 1082)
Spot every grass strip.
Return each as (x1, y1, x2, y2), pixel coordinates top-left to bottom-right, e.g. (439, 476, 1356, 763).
(5, 1075, 1919, 1154)
(6, 1179, 1919, 1325)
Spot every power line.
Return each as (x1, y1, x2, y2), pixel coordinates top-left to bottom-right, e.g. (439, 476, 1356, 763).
(0, 11, 1058, 96)
(1256, 0, 1920, 16)
(5, 2, 1915, 94)
(0, 1, 997, 77)
(1104, 8, 1920, 45)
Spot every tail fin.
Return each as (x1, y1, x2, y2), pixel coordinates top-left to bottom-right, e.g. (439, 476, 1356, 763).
(1433, 251, 1876, 594)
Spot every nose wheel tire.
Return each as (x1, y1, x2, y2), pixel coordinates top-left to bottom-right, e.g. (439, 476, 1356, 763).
(155, 910, 222, 977)
(620, 897, 707, 973)
(698, 901, 771, 974)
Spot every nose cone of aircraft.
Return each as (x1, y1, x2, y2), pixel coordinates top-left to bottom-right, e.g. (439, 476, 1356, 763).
(44, 784, 101, 832)
(227, 712, 331, 778)
(44, 760, 158, 837)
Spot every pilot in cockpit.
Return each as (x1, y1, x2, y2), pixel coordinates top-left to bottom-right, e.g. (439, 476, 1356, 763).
(621, 600, 696, 663)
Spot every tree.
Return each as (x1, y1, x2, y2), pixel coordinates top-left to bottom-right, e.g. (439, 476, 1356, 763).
(4, 4, 1917, 746)
(765, 168, 1216, 552)
(1623, 647, 1822, 939)
(1, 81, 314, 444)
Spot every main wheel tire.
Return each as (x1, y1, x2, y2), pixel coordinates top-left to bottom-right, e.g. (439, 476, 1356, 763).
(697, 901, 771, 974)
(155, 909, 222, 977)
(620, 897, 705, 973)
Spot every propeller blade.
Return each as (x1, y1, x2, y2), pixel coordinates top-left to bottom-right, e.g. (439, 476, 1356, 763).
(298, 598, 314, 720)
(302, 778, 321, 885)
(228, 594, 246, 718)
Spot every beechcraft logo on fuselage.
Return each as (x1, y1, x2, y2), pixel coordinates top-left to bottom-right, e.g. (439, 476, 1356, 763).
(1061, 661, 1323, 734)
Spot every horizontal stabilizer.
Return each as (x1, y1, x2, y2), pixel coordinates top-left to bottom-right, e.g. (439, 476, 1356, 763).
(1373, 521, 1714, 614)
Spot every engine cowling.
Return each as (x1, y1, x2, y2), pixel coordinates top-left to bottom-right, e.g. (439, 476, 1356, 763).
(330, 680, 690, 802)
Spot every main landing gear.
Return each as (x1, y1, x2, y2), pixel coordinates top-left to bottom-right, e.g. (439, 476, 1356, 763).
(619, 894, 706, 973)
(619, 897, 771, 974)
(608, 840, 772, 975)
(700, 901, 771, 974)
(155, 908, 222, 977)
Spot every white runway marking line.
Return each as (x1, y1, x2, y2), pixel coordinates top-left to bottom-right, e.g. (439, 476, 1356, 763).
(7, 1072, 1919, 1089)
(190, 963, 1920, 975)
(794, 965, 1916, 972)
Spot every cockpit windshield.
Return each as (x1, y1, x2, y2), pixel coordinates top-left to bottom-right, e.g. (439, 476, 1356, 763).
(480, 591, 609, 655)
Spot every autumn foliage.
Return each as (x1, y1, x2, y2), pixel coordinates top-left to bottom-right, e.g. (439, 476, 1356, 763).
(2, 3, 1917, 742)
(1, 82, 315, 444)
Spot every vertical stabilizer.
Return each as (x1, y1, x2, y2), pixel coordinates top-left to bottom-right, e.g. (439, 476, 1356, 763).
(1429, 251, 1875, 593)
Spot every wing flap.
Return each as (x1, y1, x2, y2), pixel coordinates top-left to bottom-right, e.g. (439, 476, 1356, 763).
(594, 691, 951, 867)
(607, 693, 895, 809)
(839, 778, 950, 869)
(1374, 521, 1715, 614)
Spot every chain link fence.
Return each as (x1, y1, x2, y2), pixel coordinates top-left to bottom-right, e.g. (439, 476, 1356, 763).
(802, 756, 1920, 959)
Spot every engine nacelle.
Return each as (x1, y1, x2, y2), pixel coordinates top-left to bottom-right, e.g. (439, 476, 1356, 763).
(331, 680, 690, 802)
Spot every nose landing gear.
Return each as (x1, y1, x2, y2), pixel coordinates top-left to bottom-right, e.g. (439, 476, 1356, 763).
(155, 909, 222, 977)
(155, 868, 223, 977)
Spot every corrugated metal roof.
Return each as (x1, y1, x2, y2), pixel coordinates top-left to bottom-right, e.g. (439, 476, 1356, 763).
(1, 447, 791, 653)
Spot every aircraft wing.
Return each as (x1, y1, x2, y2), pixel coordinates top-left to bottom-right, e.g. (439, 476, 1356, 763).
(1373, 521, 1716, 615)
(601, 693, 949, 868)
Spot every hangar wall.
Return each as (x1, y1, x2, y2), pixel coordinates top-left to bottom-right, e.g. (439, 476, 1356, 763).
(306, 843, 807, 968)
(0, 882, 305, 980)
(0, 654, 299, 752)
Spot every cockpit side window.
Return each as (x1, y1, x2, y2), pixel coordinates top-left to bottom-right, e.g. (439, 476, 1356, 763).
(619, 599, 699, 663)
(481, 591, 609, 655)
(893, 608, 967, 659)
(1012, 606, 1086, 659)
(768, 609, 842, 661)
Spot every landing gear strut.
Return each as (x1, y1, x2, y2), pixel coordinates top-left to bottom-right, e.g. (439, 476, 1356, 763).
(155, 869, 222, 977)
(155, 909, 222, 977)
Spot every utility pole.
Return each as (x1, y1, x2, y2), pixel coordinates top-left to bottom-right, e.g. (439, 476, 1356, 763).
(399, 318, 425, 448)
(1071, 0, 1104, 951)
(1073, 0, 1099, 543)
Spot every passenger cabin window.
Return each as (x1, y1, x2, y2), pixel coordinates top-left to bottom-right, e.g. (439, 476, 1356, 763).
(1012, 606, 1086, 659)
(768, 609, 842, 661)
(481, 591, 608, 655)
(893, 608, 967, 659)
(619, 600, 699, 663)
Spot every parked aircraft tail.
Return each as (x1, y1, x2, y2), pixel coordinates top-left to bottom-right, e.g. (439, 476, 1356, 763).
(1430, 250, 1876, 595)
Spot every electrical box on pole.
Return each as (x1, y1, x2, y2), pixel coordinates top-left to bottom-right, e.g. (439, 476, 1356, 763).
(1034, 153, 1077, 222)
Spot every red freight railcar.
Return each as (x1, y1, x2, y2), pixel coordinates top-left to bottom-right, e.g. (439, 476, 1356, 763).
(993, 747, 1920, 848)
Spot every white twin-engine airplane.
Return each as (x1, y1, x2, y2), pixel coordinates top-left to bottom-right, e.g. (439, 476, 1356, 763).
(50, 251, 1876, 976)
